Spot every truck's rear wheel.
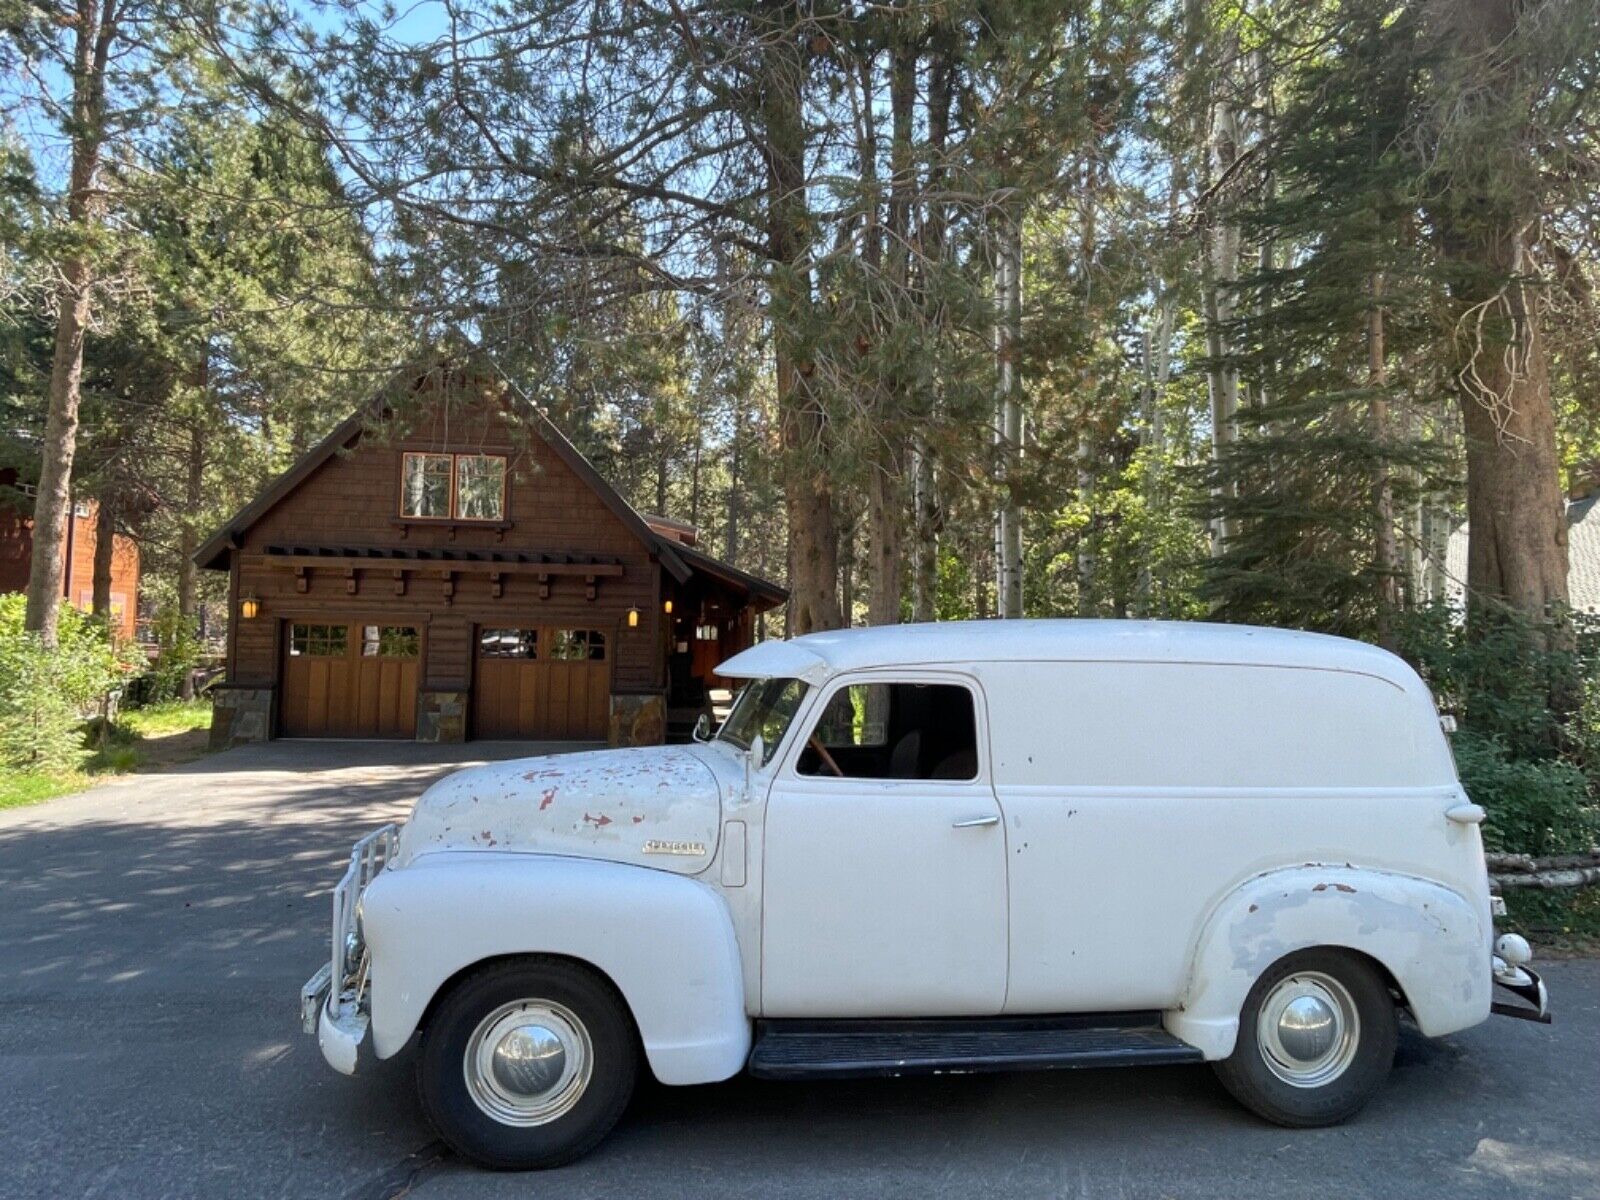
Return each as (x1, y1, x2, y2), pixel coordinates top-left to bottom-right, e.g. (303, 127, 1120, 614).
(417, 958, 637, 1169)
(1213, 948, 1396, 1127)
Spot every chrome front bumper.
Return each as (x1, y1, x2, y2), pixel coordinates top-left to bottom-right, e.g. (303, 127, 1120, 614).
(300, 823, 400, 1073)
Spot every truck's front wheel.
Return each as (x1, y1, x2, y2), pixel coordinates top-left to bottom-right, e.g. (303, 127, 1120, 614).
(418, 958, 638, 1169)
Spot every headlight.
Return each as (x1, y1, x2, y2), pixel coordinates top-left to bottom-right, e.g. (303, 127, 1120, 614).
(343, 930, 362, 974)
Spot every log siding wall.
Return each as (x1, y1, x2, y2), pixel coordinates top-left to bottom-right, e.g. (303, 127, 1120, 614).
(227, 401, 664, 722)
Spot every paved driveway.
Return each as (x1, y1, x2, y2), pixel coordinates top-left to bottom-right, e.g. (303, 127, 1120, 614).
(0, 741, 1595, 1200)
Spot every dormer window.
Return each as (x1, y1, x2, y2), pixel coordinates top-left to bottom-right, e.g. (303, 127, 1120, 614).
(401, 452, 506, 521)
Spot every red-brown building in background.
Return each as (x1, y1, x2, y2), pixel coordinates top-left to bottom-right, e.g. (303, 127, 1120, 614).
(0, 468, 141, 642)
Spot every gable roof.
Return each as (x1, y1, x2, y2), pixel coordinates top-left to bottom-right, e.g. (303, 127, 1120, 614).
(194, 367, 697, 582)
(674, 540, 787, 606)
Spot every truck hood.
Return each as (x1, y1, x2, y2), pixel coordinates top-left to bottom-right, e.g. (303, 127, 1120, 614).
(393, 745, 726, 874)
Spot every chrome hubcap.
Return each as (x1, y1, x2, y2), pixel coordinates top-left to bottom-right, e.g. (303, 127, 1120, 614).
(1257, 971, 1360, 1088)
(464, 1000, 592, 1126)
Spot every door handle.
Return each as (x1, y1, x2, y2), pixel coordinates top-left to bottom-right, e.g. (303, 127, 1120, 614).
(952, 814, 1000, 828)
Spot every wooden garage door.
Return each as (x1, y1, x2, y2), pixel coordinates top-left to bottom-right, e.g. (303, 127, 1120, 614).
(474, 627, 610, 740)
(281, 623, 419, 738)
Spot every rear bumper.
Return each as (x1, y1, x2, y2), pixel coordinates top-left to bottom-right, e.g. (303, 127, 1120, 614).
(1490, 959, 1551, 1024)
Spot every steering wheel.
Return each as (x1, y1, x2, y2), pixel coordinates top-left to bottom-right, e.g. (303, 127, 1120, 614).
(808, 736, 844, 777)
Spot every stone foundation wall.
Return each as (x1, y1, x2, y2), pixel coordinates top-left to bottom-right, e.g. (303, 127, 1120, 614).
(417, 690, 469, 743)
(609, 692, 666, 747)
(208, 686, 274, 749)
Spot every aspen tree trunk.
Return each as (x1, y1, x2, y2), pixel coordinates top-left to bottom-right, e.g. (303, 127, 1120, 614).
(1074, 181, 1096, 615)
(866, 35, 916, 629)
(1135, 301, 1175, 616)
(993, 212, 1024, 619)
(910, 444, 937, 621)
(688, 397, 703, 530)
(1368, 274, 1401, 650)
(724, 391, 743, 564)
(1137, 161, 1180, 616)
(764, 10, 841, 633)
(1422, 404, 1458, 602)
(1076, 433, 1095, 616)
(837, 497, 856, 628)
(1400, 400, 1424, 606)
(909, 23, 955, 624)
(1426, 507, 1452, 602)
(26, 0, 114, 644)
(1202, 96, 1242, 556)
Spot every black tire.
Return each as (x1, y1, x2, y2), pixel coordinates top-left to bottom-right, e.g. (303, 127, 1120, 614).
(1213, 947, 1397, 1128)
(417, 958, 637, 1170)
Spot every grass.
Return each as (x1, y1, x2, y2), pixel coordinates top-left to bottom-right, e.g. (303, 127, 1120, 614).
(118, 698, 216, 739)
(0, 698, 214, 811)
(0, 771, 88, 810)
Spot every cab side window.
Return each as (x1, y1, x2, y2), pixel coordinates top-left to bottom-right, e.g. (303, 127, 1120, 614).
(797, 682, 978, 781)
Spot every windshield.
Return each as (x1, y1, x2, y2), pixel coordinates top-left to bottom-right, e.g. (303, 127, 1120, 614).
(717, 677, 809, 766)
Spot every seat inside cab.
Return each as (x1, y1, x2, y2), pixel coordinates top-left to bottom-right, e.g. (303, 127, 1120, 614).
(795, 682, 978, 781)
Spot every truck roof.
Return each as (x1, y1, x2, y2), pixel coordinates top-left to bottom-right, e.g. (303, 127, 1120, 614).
(716, 619, 1424, 693)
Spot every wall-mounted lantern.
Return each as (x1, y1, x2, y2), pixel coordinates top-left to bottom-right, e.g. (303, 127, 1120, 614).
(240, 595, 261, 620)
(663, 598, 674, 615)
(627, 607, 640, 629)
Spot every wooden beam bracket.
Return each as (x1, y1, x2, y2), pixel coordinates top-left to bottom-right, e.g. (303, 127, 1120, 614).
(345, 567, 359, 596)
(392, 569, 407, 597)
(294, 565, 309, 594)
(441, 569, 455, 605)
(489, 570, 503, 599)
(538, 572, 551, 600)
(584, 573, 597, 601)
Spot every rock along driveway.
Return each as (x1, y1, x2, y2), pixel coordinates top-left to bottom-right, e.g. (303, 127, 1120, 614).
(0, 740, 1595, 1200)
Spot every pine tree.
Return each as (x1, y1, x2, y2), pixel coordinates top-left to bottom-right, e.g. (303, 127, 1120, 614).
(1197, 3, 1445, 637)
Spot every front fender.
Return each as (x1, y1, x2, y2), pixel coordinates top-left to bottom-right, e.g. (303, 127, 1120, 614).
(359, 852, 750, 1085)
(1164, 865, 1490, 1059)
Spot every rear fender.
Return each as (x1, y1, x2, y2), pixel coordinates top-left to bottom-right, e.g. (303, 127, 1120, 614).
(1165, 865, 1490, 1059)
(359, 853, 750, 1085)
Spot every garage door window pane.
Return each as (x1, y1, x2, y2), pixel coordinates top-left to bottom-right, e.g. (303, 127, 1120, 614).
(401, 453, 452, 518)
(548, 629, 606, 661)
(480, 628, 537, 658)
(363, 626, 419, 658)
(455, 455, 506, 520)
(290, 623, 347, 657)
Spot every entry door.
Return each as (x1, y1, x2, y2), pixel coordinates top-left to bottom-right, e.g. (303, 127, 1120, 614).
(281, 622, 419, 738)
(759, 675, 1008, 1017)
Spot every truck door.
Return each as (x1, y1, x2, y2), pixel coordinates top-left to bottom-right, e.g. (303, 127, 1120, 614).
(759, 674, 1008, 1017)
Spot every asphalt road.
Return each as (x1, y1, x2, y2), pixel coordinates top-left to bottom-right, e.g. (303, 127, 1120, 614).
(1, 741, 1595, 1200)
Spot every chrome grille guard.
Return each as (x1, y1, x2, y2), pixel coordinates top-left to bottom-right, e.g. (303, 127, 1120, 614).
(328, 823, 400, 1013)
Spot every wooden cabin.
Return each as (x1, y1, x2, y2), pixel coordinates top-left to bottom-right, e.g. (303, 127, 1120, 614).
(195, 371, 784, 748)
(0, 468, 141, 642)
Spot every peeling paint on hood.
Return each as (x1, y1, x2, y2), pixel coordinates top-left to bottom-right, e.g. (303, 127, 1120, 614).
(394, 745, 722, 873)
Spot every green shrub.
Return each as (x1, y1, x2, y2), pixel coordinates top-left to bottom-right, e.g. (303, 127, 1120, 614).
(1396, 602, 1599, 857)
(1394, 601, 1597, 760)
(0, 594, 141, 771)
(137, 609, 203, 705)
(1450, 729, 1597, 856)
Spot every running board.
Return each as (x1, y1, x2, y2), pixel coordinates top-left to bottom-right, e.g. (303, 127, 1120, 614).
(747, 1013, 1204, 1080)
